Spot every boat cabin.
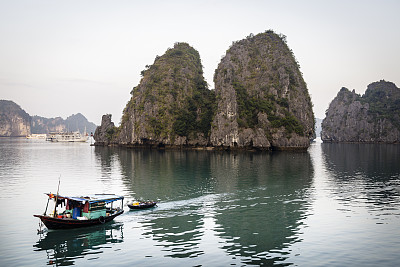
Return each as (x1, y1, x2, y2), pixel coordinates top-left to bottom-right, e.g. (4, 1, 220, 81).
(46, 193, 124, 220)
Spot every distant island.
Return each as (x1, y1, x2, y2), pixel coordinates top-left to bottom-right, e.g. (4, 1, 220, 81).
(94, 30, 315, 150)
(315, 118, 323, 137)
(321, 80, 400, 143)
(0, 100, 97, 137)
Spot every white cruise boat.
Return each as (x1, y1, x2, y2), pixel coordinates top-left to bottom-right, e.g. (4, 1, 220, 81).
(26, 134, 47, 139)
(46, 131, 88, 142)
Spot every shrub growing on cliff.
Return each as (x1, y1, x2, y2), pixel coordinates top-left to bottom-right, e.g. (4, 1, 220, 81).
(106, 126, 120, 141)
(270, 113, 304, 136)
(118, 42, 217, 144)
(362, 80, 400, 131)
(233, 79, 304, 135)
(173, 90, 216, 138)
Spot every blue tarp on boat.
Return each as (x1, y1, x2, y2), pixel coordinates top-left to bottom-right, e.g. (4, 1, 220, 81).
(45, 193, 124, 204)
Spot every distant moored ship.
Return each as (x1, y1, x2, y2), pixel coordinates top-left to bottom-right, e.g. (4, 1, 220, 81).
(26, 134, 47, 139)
(46, 131, 88, 142)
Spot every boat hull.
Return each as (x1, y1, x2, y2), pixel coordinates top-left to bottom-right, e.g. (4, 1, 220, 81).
(34, 210, 124, 230)
(128, 202, 157, 210)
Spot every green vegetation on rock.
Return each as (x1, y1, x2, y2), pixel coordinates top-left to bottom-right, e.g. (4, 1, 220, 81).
(233, 79, 303, 135)
(212, 29, 313, 148)
(363, 80, 400, 131)
(116, 42, 216, 144)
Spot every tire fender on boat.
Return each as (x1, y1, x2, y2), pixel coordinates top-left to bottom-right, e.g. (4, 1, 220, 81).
(99, 216, 105, 224)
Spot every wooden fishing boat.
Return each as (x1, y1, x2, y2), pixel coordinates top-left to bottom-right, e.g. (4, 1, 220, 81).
(127, 201, 157, 210)
(34, 193, 124, 230)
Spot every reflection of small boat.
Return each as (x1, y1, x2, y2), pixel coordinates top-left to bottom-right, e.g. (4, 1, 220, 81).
(128, 201, 157, 210)
(34, 223, 124, 266)
(34, 193, 124, 230)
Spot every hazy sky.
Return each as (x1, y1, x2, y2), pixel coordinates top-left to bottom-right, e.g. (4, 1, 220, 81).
(1, 0, 399, 125)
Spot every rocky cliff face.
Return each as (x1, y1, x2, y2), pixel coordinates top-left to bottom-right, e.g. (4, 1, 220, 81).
(0, 100, 31, 137)
(95, 42, 215, 147)
(93, 114, 115, 146)
(321, 80, 400, 143)
(210, 31, 315, 149)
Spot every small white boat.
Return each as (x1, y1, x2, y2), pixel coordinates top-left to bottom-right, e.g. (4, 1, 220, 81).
(26, 134, 47, 139)
(46, 131, 88, 142)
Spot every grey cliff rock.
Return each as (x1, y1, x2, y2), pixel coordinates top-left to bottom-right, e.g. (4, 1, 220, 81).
(321, 80, 400, 143)
(93, 114, 115, 146)
(210, 31, 315, 150)
(0, 100, 31, 137)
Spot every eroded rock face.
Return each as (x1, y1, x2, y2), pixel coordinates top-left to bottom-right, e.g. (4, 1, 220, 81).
(321, 80, 400, 143)
(115, 42, 215, 147)
(93, 114, 115, 146)
(210, 31, 315, 150)
(0, 100, 31, 137)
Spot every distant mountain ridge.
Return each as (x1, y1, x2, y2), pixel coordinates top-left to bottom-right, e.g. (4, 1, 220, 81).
(31, 113, 97, 135)
(0, 100, 97, 136)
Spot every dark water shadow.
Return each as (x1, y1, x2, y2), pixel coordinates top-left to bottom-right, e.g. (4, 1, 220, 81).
(211, 151, 314, 266)
(322, 143, 400, 213)
(33, 222, 124, 266)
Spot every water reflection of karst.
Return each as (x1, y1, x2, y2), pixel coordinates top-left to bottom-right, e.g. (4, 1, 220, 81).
(210, 152, 314, 265)
(322, 143, 400, 179)
(95, 148, 314, 265)
(33, 223, 124, 266)
(116, 149, 214, 201)
(94, 146, 121, 179)
(142, 212, 204, 258)
(322, 143, 400, 209)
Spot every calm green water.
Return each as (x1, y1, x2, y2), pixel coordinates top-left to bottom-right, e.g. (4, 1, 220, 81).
(0, 138, 399, 266)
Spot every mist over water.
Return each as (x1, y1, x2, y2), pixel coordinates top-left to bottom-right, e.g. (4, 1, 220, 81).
(0, 138, 399, 266)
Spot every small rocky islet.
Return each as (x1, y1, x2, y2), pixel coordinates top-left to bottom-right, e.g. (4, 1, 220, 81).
(321, 80, 400, 143)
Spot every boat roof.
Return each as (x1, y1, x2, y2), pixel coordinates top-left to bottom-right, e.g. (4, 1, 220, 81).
(46, 193, 124, 204)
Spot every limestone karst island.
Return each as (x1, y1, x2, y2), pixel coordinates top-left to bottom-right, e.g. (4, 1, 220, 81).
(94, 30, 316, 150)
(3, 31, 399, 147)
(322, 80, 400, 143)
